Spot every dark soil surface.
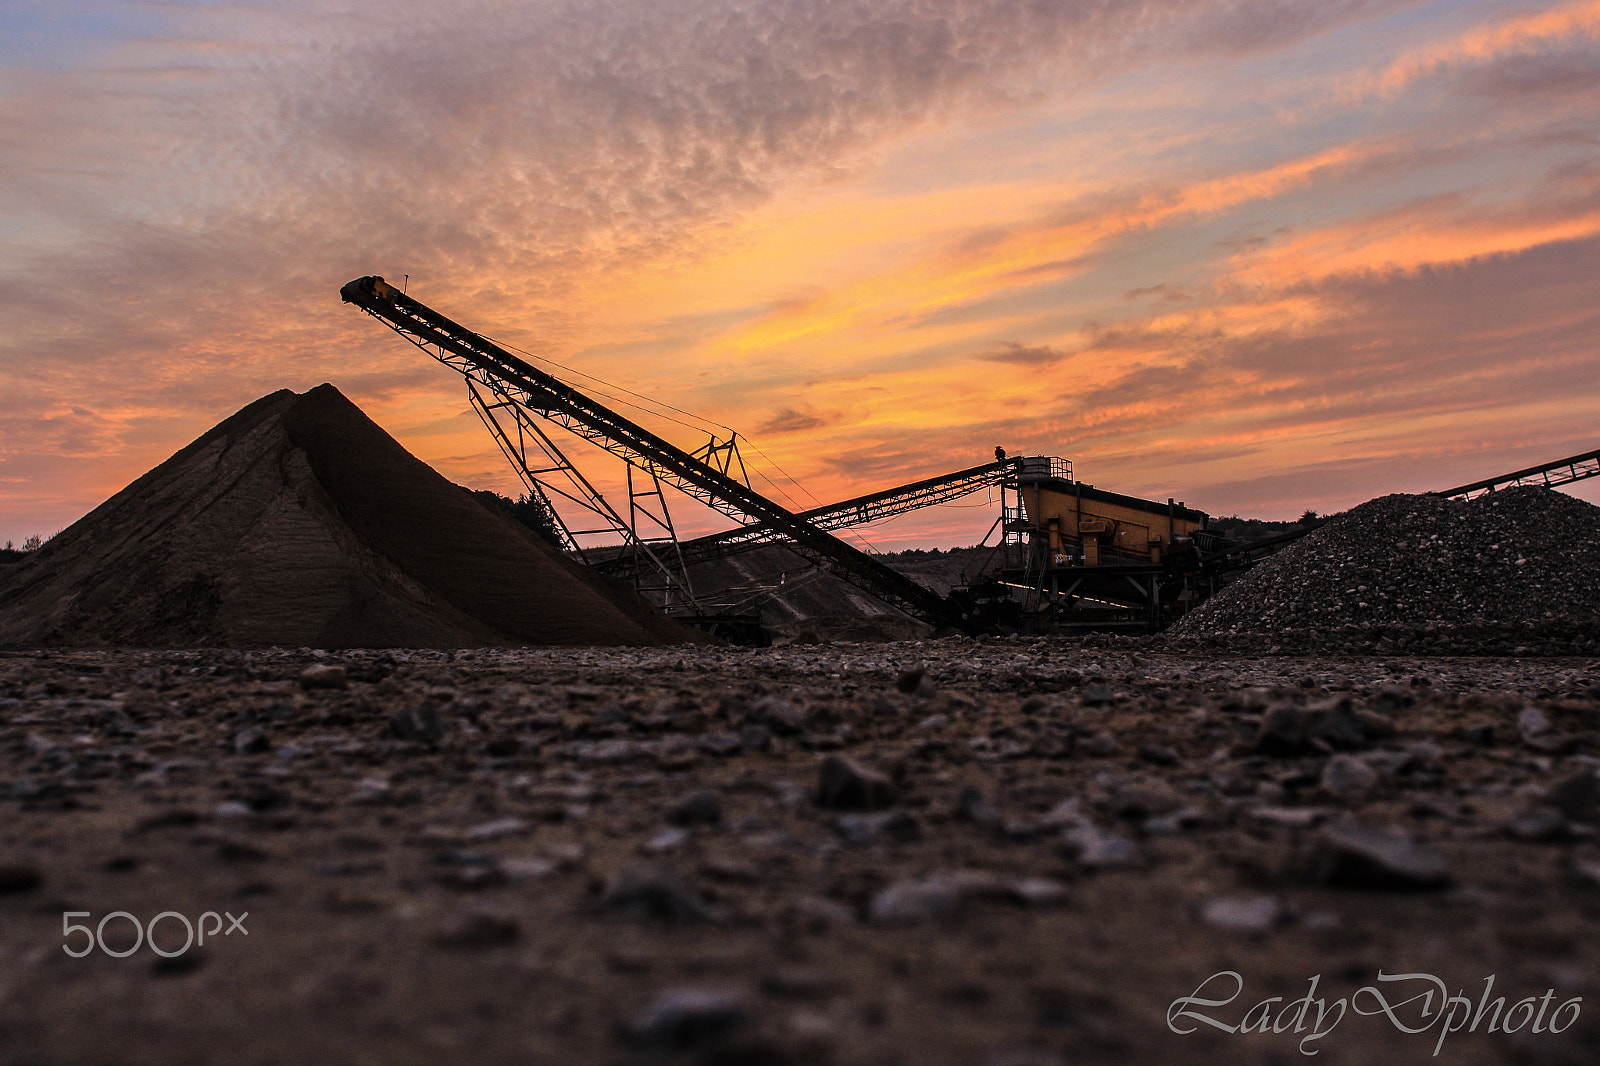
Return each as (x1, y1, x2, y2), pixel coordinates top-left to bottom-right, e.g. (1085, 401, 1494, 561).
(3, 641, 1599, 1064)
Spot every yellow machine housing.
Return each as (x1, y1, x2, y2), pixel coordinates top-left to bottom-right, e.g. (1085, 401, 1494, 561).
(1011, 457, 1207, 567)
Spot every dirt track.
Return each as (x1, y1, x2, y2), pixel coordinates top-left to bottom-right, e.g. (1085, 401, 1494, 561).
(2, 640, 1598, 1064)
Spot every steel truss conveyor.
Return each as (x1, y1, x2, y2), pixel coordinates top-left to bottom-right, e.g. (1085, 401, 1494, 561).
(1434, 446, 1600, 501)
(340, 276, 964, 627)
(597, 459, 1012, 581)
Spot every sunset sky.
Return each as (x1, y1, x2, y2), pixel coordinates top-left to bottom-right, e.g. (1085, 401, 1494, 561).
(3, 0, 1598, 551)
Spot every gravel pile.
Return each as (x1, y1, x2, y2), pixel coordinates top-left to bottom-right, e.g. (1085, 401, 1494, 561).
(1163, 487, 1600, 655)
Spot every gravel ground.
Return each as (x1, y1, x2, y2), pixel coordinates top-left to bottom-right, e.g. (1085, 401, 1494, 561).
(3, 640, 1600, 1065)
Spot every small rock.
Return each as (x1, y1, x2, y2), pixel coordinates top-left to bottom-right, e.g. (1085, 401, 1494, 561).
(1105, 779, 1180, 819)
(1081, 683, 1114, 706)
(788, 896, 856, 931)
(1145, 806, 1210, 835)
(432, 849, 504, 889)
(1518, 707, 1554, 738)
(434, 909, 519, 949)
(955, 787, 1003, 830)
(1247, 806, 1327, 829)
(389, 706, 443, 744)
(622, 986, 749, 1050)
(1544, 770, 1600, 823)
(1038, 799, 1091, 830)
(1313, 819, 1451, 890)
(593, 703, 632, 729)
(500, 857, 558, 882)
(698, 733, 742, 756)
(1361, 750, 1417, 777)
(601, 863, 722, 923)
(350, 778, 390, 804)
(739, 724, 772, 752)
(640, 827, 689, 855)
(1200, 895, 1280, 933)
(0, 864, 42, 893)
(230, 727, 270, 755)
(464, 817, 529, 842)
(896, 667, 933, 696)
(1355, 710, 1396, 738)
(834, 809, 921, 844)
(1007, 877, 1068, 907)
(668, 789, 723, 826)
(815, 755, 898, 811)
(762, 967, 837, 1000)
(869, 870, 1051, 923)
(1082, 731, 1120, 758)
(540, 841, 589, 868)
(755, 698, 804, 735)
(433, 847, 499, 868)
(1138, 745, 1178, 766)
(1505, 805, 1569, 842)
(700, 856, 761, 882)
(1321, 754, 1379, 804)
(298, 664, 348, 691)
(1255, 704, 1305, 756)
(1060, 825, 1141, 868)
(1305, 698, 1366, 750)
(869, 875, 970, 924)
(1525, 731, 1576, 755)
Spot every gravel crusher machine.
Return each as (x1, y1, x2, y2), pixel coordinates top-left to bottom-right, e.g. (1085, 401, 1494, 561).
(341, 275, 1598, 637)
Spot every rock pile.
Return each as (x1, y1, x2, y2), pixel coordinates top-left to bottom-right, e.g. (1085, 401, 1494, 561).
(0, 385, 697, 648)
(1164, 487, 1600, 655)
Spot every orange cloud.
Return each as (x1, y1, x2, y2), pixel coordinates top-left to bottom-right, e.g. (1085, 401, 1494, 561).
(1225, 197, 1600, 286)
(7, 0, 1600, 550)
(1367, 0, 1600, 95)
(683, 139, 1385, 370)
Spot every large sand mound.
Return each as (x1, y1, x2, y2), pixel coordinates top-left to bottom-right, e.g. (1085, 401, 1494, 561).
(0, 384, 698, 648)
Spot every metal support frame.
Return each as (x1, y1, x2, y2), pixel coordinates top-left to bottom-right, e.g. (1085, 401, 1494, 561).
(467, 382, 581, 555)
(693, 433, 752, 488)
(625, 463, 697, 609)
(340, 275, 962, 627)
(596, 459, 1014, 580)
(464, 377, 697, 604)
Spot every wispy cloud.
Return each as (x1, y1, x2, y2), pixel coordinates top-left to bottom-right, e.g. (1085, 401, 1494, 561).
(1365, 0, 1600, 96)
(757, 406, 833, 435)
(2, 0, 1597, 544)
(978, 342, 1066, 365)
